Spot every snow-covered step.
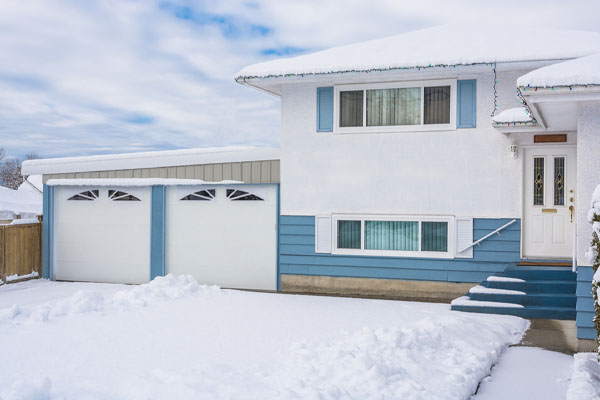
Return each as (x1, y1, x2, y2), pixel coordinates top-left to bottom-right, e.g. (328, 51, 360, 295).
(469, 285, 525, 295)
(451, 296, 523, 309)
(487, 276, 525, 283)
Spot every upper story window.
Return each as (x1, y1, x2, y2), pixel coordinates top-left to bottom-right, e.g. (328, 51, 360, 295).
(334, 79, 456, 133)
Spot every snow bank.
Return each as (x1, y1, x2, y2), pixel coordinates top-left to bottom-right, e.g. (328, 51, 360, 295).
(492, 107, 534, 124)
(566, 353, 600, 400)
(0, 274, 218, 324)
(518, 53, 600, 88)
(236, 24, 600, 80)
(277, 317, 527, 399)
(3, 377, 52, 400)
(0, 280, 528, 399)
(112, 274, 216, 307)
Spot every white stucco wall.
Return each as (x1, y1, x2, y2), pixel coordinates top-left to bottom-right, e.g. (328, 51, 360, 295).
(280, 69, 533, 217)
(577, 102, 600, 266)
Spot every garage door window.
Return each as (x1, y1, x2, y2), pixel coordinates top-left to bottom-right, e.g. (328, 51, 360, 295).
(181, 189, 216, 201)
(108, 190, 141, 201)
(68, 190, 99, 201)
(226, 189, 263, 201)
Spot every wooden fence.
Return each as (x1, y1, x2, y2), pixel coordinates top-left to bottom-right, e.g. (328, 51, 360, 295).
(0, 221, 42, 284)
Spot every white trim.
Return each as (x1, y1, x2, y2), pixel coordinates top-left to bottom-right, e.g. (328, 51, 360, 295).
(333, 79, 457, 134)
(331, 214, 455, 259)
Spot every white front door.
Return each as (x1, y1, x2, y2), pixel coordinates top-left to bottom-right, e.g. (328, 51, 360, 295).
(523, 146, 576, 259)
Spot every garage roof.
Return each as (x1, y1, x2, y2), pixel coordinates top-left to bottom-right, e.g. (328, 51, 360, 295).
(22, 146, 280, 176)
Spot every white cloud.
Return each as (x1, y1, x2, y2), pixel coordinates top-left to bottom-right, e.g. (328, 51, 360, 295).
(0, 0, 598, 158)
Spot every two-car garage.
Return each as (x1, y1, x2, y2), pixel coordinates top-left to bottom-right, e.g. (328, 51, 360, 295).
(50, 182, 278, 290)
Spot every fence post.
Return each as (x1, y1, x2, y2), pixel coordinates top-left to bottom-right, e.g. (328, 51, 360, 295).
(1, 225, 5, 284)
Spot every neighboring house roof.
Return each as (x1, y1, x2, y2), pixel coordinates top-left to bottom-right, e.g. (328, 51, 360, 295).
(236, 24, 600, 82)
(492, 107, 534, 125)
(22, 146, 280, 176)
(0, 185, 42, 220)
(517, 53, 600, 88)
(18, 175, 43, 193)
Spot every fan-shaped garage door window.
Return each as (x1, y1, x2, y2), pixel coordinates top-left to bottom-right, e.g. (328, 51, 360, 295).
(180, 189, 216, 201)
(68, 190, 99, 201)
(108, 189, 141, 201)
(226, 189, 264, 201)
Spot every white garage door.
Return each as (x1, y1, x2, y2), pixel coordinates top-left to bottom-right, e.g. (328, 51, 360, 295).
(53, 186, 151, 284)
(165, 185, 278, 290)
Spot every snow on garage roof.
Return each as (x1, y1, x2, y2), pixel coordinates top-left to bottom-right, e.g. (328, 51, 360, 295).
(517, 53, 600, 88)
(22, 146, 280, 176)
(236, 25, 600, 81)
(45, 178, 243, 187)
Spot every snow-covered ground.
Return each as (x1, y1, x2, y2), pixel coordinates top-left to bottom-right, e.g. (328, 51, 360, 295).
(0, 276, 529, 400)
(472, 347, 573, 400)
(567, 353, 600, 400)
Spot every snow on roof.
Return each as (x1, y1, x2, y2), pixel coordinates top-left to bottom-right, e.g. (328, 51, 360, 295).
(18, 175, 43, 193)
(22, 146, 280, 176)
(492, 107, 534, 124)
(517, 52, 600, 88)
(45, 178, 245, 187)
(236, 25, 600, 81)
(0, 185, 42, 219)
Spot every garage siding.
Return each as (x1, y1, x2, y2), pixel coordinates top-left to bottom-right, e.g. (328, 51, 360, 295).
(42, 160, 280, 184)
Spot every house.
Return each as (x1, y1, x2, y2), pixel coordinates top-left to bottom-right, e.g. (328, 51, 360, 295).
(0, 175, 43, 224)
(234, 24, 600, 350)
(22, 25, 600, 351)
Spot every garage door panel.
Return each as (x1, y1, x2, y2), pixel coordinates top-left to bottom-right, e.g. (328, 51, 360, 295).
(166, 185, 277, 290)
(54, 187, 151, 284)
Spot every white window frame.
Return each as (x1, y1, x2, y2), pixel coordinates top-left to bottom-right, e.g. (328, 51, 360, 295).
(333, 79, 457, 134)
(331, 214, 455, 259)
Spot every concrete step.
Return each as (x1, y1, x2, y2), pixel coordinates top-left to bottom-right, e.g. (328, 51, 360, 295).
(484, 280, 576, 294)
(467, 291, 577, 307)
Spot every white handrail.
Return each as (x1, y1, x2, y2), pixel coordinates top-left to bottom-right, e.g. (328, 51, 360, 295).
(459, 219, 517, 254)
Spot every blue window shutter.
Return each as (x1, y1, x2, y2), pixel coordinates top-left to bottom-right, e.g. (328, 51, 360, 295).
(317, 87, 333, 132)
(457, 80, 476, 128)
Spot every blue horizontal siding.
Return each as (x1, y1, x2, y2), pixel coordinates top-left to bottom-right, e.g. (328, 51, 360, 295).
(280, 216, 520, 284)
(576, 266, 596, 339)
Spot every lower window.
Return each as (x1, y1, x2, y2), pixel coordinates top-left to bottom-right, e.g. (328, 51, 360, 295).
(334, 215, 452, 258)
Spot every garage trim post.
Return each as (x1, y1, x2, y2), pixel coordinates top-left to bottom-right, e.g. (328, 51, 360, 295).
(150, 185, 166, 280)
(276, 183, 281, 291)
(42, 184, 54, 280)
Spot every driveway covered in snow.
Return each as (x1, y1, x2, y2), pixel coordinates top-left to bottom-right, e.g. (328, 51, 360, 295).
(0, 276, 529, 399)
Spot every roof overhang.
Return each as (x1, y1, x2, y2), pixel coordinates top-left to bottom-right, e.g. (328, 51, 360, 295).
(518, 86, 600, 131)
(237, 60, 563, 97)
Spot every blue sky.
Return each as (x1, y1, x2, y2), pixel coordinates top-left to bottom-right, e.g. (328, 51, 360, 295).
(1, 0, 599, 159)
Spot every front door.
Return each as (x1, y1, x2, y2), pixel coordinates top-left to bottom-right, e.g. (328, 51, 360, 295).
(523, 146, 576, 259)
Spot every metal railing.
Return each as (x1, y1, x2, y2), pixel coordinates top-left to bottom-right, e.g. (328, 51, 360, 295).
(459, 219, 517, 254)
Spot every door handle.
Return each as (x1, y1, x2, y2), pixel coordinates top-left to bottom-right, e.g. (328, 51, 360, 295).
(569, 205, 574, 222)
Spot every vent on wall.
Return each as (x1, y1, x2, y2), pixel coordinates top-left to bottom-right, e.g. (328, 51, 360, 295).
(455, 218, 474, 258)
(315, 215, 332, 253)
